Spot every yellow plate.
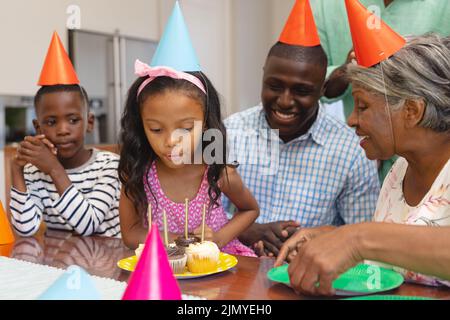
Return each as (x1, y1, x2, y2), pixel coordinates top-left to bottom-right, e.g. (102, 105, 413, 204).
(117, 252, 238, 279)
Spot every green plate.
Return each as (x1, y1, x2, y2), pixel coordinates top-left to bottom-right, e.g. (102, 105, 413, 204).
(267, 263, 404, 296)
(344, 295, 433, 300)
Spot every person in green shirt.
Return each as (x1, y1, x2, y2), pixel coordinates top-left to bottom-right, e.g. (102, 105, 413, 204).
(311, 0, 450, 182)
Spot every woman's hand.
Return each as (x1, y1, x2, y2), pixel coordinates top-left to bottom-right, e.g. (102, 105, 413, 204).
(287, 224, 364, 296)
(274, 225, 336, 267)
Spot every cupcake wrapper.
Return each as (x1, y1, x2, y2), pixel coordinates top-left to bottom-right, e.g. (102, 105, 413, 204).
(169, 254, 187, 274)
(187, 254, 219, 273)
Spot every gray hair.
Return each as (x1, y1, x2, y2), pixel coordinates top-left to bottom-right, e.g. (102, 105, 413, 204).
(347, 34, 450, 133)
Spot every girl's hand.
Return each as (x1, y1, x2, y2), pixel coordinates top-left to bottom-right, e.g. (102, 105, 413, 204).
(193, 225, 216, 244)
(17, 136, 62, 175)
(287, 225, 363, 296)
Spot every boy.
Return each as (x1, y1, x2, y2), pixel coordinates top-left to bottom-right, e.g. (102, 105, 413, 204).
(10, 32, 121, 238)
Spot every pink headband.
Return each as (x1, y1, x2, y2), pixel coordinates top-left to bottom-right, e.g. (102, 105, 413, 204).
(135, 59, 206, 98)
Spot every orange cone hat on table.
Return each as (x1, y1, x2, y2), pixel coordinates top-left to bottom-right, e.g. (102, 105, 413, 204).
(0, 200, 15, 246)
(38, 31, 80, 86)
(345, 0, 406, 67)
(279, 0, 321, 47)
(122, 224, 182, 300)
(0, 243, 14, 257)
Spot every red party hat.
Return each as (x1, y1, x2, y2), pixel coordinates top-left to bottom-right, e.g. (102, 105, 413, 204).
(345, 0, 406, 67)
(279, 0, 321, 47)
(38, 32, 80, 85)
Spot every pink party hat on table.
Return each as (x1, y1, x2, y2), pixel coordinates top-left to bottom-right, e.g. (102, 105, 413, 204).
(122, 224, 182, 300)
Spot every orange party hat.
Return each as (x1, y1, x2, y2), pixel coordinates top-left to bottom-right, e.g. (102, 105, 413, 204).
(279, 0, 321, 47)
(38, 32, 80, 86)
(345, 0, 406, 67)
(0, 243, 14, 257)
(0, 201, 15, 245)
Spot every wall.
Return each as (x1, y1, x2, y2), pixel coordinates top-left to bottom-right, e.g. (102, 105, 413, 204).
(0, 0, 159, 97)
(232, 0, 272, 113)
(270, 0, 296, 44)
(0, 0, 295, 202)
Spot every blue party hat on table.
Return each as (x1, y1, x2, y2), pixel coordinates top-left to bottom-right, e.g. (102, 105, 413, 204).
(38, 265, 101, 300)
(150, 1, 201, 71)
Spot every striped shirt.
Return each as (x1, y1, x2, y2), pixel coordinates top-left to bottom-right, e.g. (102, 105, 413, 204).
(223, 105, 380, 227)
(10, 149, 121, 238)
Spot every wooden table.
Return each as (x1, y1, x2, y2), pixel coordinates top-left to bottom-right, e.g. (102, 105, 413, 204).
(4, 230, 450, 300)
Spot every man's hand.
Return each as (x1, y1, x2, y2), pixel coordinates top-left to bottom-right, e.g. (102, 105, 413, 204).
(239, 221, 300, 257)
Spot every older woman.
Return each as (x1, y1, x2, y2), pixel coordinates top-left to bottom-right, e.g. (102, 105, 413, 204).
(275, 34, 450, 296)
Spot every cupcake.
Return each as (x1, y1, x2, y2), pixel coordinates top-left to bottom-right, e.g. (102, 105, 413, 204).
(175, 235, 201, 248)
(166, 243, 187, 274)
(186, 241, 220, 273)
(135, 243, 187, 274)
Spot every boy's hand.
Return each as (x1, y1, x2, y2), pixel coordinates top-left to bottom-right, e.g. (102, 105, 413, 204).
(13, 135, 57, 169)
(13, 153, 28, 169)
(36, 135, 58, 156)
(17, 136, 62, 175)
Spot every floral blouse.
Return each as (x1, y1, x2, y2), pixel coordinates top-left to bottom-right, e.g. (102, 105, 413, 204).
(371, 157, 450, 287)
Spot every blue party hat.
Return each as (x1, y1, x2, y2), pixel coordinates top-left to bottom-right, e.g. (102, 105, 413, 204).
(38, 265, 101, 300)
(151, 1, 201, 71)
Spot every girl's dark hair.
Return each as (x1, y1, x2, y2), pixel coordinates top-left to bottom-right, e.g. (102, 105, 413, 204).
(118, 72, 227, 215)
(34, 84, 90, 110)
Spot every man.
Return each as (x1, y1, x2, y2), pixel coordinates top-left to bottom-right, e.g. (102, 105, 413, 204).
(312, 0, 450, 181)
(223, 0, 379, 257)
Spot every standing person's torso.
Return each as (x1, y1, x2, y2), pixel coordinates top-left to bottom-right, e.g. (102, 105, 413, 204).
(312, 0, 450, 67)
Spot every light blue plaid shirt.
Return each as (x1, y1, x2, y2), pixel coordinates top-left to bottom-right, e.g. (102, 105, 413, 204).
(223, 105, 380, 227)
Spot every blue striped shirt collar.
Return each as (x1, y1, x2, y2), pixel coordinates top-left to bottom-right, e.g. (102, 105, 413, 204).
(256, 103, 327, 147)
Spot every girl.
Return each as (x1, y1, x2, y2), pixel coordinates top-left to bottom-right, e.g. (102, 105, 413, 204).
(118, 60, 259, 257)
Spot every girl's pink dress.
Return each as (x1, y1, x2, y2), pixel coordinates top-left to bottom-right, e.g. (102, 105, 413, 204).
(143, 162, 256, 257)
